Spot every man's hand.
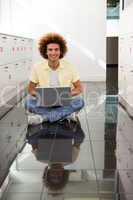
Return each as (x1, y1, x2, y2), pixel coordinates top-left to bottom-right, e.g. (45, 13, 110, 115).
(71, 88, 81, 96)
(30, 90, 37, 97)
(28, 81, 37, 97)
(71, 80, 83, 96)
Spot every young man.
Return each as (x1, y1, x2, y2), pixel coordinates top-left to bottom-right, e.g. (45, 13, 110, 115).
(25, 32, 84, 124)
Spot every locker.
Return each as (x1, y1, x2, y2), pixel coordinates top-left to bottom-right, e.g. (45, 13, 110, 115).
(119, 33, 133, 117)
(0, 35, 9, 65)
(26, 59, 32, 75)
(117, 109, 133, 142)
(20, 38, 26, 59)
(0, 32, 33, 187)
(0, 33, 33, 67)
(12, 37, 19, 62)
(21, 60, 28, 81)
(119, 170, 133, 194)
(126, 71, 133, 106)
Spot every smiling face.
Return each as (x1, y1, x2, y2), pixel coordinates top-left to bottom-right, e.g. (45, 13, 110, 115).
(46, 43, 61, 63)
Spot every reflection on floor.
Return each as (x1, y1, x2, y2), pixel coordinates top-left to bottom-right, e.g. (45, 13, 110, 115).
(2, 82, 133, 200)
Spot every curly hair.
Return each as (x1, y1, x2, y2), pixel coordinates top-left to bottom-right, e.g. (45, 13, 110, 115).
(43, 166, 69, 191)
(38, 33, 68, 59)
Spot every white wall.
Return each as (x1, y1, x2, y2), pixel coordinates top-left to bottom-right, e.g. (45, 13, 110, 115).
(0, 0, 106, 81)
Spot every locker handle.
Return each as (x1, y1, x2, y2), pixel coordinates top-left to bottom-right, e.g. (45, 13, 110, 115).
(130, 70, 133, 73)
(126, 172, 133, 183)
(11, 122, 14, 126)
(6, 135, 12, 142)
(2, 36, 7, 39)
(128, 147, 133, 153)
(4, 66, 8, 69)
(17, 123, 21, 127)
(9, 74, 11, 79)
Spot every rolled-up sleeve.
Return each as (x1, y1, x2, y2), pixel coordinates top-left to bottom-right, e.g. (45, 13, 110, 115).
(71, 65, 80, 83)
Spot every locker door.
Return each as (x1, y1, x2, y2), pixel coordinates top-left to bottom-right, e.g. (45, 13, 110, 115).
(119, 37, 125, 97)
(28, 39, 33, 58)
(0, 35, 4, 65)
(20, 38, 25, 60)
(126, 35, 133, 107)
(0, 35, 9, 65)
(14, 62, 23, 85)
(0, 64, 11, 90)
(12, 37, 18, 62)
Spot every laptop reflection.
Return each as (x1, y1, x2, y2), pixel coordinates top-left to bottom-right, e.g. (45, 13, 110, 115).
(27, 120, 85, 164)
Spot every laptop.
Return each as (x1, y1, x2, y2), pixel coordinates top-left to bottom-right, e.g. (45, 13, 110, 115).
(36, 87, 72, 107)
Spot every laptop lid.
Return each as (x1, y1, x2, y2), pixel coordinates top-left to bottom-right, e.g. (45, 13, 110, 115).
(36, 87, 72, 107)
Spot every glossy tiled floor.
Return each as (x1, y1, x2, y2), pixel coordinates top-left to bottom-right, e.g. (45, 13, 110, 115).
(2, 82, 133, 200)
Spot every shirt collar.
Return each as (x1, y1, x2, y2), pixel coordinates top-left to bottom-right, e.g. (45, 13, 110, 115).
(44, 60, 65, 71)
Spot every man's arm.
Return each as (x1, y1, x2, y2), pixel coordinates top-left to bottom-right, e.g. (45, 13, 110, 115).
(28, 81, 38, 97)
(71, 80, 83, 96)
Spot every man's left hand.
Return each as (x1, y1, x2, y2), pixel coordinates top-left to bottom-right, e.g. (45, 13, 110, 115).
(71, 88, 80, 96)
(71, 80, 83, 96)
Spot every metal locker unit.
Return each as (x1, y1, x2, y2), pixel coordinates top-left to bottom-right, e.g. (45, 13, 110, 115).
(0, 33, 33, 65)
(0, 100, 27, 187)
(0, 32, 33, 116)
(119, 1, 133, 117)
(119, 33, 133, 116)
(0, 32, 33, 187)
(116, 107, 133, 199)
(0, 34, 11, 65)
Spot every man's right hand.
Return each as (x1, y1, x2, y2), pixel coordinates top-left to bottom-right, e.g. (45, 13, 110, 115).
(28, 81, 38, 97)
(30, 90, 37, 97)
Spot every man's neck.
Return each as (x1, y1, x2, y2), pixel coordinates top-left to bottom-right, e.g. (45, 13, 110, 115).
(48, 60, 60, 70)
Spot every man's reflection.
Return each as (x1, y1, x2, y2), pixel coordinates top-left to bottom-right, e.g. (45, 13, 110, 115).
(26, 119, 85, 191)
(42, 164, 69, 191)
